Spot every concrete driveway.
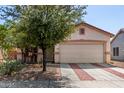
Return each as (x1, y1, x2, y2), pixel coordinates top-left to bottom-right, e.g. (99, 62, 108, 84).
(0, 63, 124, 88)
(57, 63, 124, 88)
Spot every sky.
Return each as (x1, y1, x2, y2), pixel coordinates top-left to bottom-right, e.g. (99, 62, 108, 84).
(84, 5, 124, 34)
(0, 5, 124, 34)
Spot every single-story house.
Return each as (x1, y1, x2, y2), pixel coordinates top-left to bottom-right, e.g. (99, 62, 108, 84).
(17, 22, 114, 63)
(111, 28, 124, 61)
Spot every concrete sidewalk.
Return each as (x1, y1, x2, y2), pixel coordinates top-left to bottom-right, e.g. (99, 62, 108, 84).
(0, 80, 124, 88)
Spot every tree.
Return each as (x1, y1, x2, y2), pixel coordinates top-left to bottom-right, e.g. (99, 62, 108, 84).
(0, 5, 87, 71)
(0, 20, 17, 60)
(0, 6, 38, 63)
(0, 24, 7, 59)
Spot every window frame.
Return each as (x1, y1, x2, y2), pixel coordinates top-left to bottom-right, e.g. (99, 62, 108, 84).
(113, 47, 119, 56)
(113, 48, 115, 56)
(116, 47, 119, 56)
(79, 28, 85, 35)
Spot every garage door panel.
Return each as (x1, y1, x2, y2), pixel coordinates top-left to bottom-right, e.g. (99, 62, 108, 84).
(60, 44, 103, 63)
(61, 58, 100, 63)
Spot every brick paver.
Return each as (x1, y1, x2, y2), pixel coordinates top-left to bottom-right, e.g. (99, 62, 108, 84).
(92, 63, 124, 79)
(79, 64, 123, 80)
(69, 63, 95, 80)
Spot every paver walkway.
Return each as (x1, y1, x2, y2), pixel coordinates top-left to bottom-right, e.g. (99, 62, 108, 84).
(79, 64, 123, 80)
(58, 63, 124, 87)
(60, 63, 124, 81)
(1, 63, 124, 88)
(69, 63, 95, 80)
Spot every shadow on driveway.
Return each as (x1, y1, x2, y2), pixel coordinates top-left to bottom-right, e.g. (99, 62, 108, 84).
(59, 63, 116, 69)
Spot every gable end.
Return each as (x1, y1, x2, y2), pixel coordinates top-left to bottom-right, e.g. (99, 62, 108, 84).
(76, 22, 114, 37)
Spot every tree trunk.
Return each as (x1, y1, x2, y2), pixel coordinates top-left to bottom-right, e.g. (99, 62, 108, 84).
(42, 48, 47, 71)
(21, 48, 27, 63)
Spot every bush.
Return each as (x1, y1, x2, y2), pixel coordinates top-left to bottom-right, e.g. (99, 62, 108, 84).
(0, 60, 25, 76)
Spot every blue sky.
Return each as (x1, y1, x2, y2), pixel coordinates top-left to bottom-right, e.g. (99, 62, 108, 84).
(0, 5, 124, 34)
(84, 5, 124, 34)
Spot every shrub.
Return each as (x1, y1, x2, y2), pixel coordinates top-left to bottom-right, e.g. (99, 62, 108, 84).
(0, 60, 25, 76)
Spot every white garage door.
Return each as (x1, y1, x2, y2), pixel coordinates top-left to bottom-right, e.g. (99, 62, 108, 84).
(60, 44, 104, 63)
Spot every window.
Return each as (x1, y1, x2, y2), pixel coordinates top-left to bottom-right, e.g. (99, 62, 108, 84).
(113, 48, 116, 56)
(113, 47, 119, 56)
(116, 47, 119, 56)
(79, 28, 85, 35)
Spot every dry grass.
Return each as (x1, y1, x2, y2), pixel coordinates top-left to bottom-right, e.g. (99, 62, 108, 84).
(0, 63, 59, 81)
(109, 60, 124, 68)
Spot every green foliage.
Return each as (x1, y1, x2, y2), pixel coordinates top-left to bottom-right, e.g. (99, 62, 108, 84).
(0, 24, 7, 46)
(0, 5, 87, 71)
(0, 21, 17, 59)
(0, 5, 26, 20)
(0, 5, 87, 49)
(16, 5, 87, 49)
(0, 60, 25, 76)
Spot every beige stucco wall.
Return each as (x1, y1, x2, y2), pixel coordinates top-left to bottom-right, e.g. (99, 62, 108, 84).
(68, 25, 109, 41)
(54, 44, 60, 62)
(55, 24, 111, 63)
(16, 48, 22, 61)
(106, 40, 111, 63)
(37, 48, 43, 62)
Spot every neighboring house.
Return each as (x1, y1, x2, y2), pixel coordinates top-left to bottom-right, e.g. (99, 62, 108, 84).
(0, 48, 17, 63)
(111, 28, 124, 61)
(17, 22, 114, 63)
